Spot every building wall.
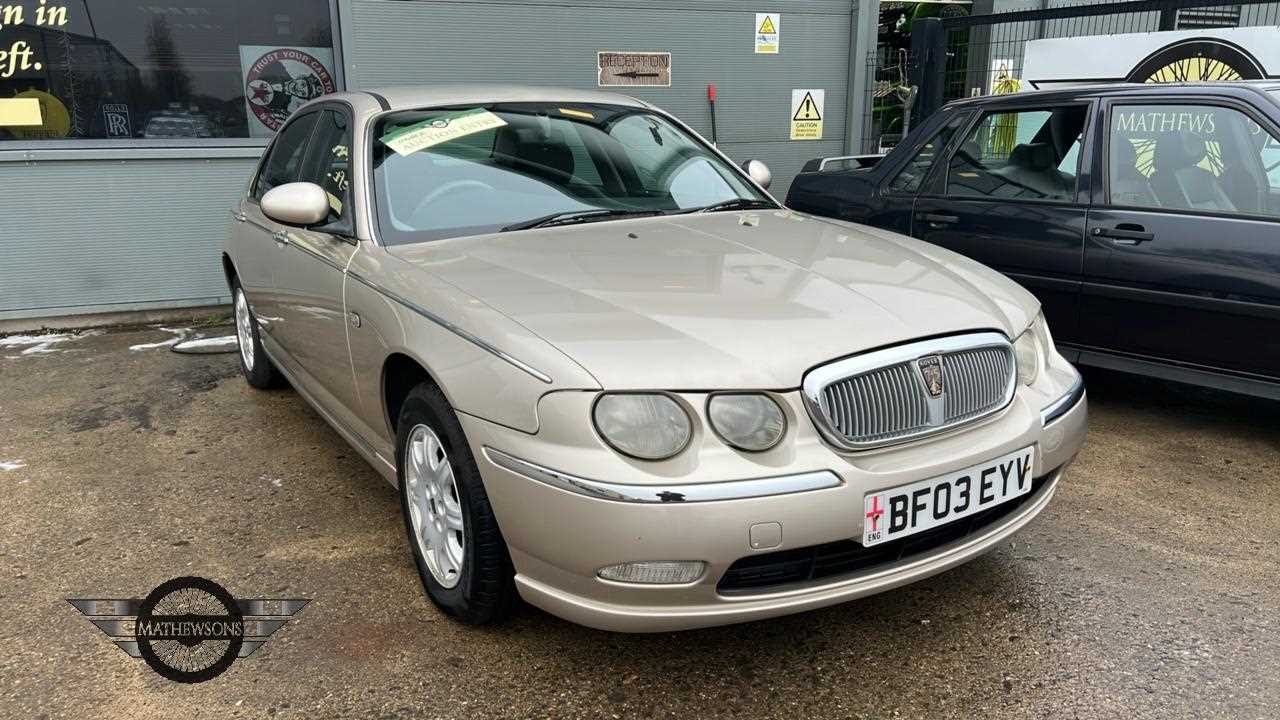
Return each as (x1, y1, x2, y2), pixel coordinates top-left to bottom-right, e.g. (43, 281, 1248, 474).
(0, 152, 257, 321)
(3, 0, 862, 324)
(341, 0, 858, 194)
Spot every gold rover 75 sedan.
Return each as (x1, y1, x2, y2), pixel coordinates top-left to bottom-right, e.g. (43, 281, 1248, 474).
(223, 86, 1087, 632)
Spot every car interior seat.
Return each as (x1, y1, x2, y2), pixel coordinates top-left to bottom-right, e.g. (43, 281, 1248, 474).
(496, 124, 576, 180)
(1109, 137, 1159, 207)
(1150, 134, 1235, 212)
(994, 142, 1073, 199)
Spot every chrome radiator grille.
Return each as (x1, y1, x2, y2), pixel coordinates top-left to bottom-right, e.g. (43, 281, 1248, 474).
(803, 333, 1016, 450)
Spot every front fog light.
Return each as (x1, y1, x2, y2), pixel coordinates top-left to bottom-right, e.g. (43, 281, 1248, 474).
(708, 393, 786, 451)
(598, 561, 706, 584)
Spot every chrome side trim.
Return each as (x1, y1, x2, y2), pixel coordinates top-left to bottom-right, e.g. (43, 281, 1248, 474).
(345, 271, 553, 384)
(482, 447, 843, 503)
(817, 154, 884, 171)
(802, 332, 1016, 451)
(1042, 371, 1085, 426)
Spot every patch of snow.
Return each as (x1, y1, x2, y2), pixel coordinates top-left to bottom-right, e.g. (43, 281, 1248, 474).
(0, 330, 102, 356)
(1, 460, 26, 471)
(172, 335, 237, 351)
(129, 327, 192, 351)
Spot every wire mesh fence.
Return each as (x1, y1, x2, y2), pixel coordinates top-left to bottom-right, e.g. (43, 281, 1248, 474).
(861, 0, 1280, 152)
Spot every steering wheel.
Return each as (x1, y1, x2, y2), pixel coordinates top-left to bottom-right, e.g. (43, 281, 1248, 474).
(409, 180, 495, 221)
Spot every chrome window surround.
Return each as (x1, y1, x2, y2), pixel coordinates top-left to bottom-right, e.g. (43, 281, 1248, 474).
(802, 332, 1017, 451)
(482, 447, 842, 503)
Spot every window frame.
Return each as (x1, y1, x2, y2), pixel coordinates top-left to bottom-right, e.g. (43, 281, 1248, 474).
(0, 0, 346, 159)
(923, 100, 1096, 207)
(1099, 94, 1280, 224)
(879, 109, 972, 198)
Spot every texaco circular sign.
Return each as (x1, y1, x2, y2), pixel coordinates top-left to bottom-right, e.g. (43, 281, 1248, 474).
(245, 48, 336, 132)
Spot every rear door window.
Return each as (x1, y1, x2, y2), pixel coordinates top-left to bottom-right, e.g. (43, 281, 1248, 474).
(1107, 102, 1280, 217)
(946, 106, 1086, 202)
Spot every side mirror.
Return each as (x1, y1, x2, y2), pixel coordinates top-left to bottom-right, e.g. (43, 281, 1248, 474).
(261, 182, 329, 226)
(742, 159, 772, 190)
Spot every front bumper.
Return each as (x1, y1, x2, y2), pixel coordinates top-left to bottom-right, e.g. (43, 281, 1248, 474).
(460, 375, 1086, 633)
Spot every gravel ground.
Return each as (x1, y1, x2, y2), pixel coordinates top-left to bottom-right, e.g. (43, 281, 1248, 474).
(1, 325, 1277, 719)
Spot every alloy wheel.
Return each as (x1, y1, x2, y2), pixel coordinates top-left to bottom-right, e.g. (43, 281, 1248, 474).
(234, 289, 255, 371)
(405, 424, 466, 588)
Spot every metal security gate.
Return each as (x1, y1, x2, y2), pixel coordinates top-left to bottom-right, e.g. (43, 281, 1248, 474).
(862, 0, 1280, 152)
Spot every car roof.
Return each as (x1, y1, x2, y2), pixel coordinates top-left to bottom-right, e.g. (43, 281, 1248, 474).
(324, 84, 652, 112)
(944, 80, 1280, 109)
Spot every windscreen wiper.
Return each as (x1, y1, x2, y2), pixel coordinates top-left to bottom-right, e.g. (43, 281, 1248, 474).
(679, 198, 778, 214)
(500, 208, 662, 232)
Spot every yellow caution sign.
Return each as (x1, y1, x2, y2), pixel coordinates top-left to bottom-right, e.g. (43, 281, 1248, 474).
(755, 13, 780, 54)
(790, 89, 824, 140)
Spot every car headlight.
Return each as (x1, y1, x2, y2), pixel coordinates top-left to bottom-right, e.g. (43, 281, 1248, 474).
(707, 393, 787, 452)
(593, 393, 692, 460)
(1014, 312, 1055, 386)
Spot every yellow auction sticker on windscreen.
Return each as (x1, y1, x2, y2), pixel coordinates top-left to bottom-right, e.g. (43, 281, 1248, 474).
(380, 109, 506, 156)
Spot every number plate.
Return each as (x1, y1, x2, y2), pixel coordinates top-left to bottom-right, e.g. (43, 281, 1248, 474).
(862, 446, 1035, 547)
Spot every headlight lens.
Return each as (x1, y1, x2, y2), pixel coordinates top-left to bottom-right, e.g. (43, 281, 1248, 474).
(1014, 312, 1054, 386)
(593, 393, 692, 460)
(707, 393, 787, 452)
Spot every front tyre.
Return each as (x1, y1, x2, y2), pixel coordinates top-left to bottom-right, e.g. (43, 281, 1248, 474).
(232, 280, 284, 389)
(396, 383, 517, 624)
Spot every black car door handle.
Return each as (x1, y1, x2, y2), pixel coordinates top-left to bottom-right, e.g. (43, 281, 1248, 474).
(1092, 225, 1153, 245)
(920, 212, 959, 224)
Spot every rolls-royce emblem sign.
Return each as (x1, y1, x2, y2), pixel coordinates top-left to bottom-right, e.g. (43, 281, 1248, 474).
(918, 355, 944, 398)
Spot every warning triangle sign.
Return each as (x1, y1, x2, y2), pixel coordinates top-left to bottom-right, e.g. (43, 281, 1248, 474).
(793, 92, 821, 121)
(758, 15, 776, 34)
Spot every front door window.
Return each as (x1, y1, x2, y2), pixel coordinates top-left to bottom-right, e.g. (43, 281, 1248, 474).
(946, 107, 1086, 202)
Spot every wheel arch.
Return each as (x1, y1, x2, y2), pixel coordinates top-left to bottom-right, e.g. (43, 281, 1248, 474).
(221, 253, 238, 291)
(382, 351, 446, 438)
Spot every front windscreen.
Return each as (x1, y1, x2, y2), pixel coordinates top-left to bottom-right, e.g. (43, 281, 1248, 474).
(370, 102, 770, 244)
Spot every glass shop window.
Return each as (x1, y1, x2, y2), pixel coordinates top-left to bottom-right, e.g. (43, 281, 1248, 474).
(0, 0, 336, 142)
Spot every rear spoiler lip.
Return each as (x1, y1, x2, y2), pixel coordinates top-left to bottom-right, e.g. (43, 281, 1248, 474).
(799, 154, 885, 173)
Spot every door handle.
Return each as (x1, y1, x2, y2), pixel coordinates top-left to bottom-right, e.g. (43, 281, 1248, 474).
(1091, 224, 1153, 245)
(272, 230, 289, 245)
(232, 211, 247, 222)
(920, 212, 959, 225)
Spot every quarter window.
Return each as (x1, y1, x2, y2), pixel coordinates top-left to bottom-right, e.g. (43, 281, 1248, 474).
(1108, 103, 1280, 217)
(253, 111, 318, 200)
(886, 113, 965, 194)
(302, 109, 353, 223)
(946, 107, 1086, 202)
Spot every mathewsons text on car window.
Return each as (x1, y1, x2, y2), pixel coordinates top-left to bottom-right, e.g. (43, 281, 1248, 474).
(1108, 103, 1280, 217)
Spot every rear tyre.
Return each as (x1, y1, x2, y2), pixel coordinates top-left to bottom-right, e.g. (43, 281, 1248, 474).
(232, 280, 284, 389)
(396, 382, 517, 624)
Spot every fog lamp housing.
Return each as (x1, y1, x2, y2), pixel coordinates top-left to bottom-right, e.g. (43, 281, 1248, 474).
(597, 561, 706, 585)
